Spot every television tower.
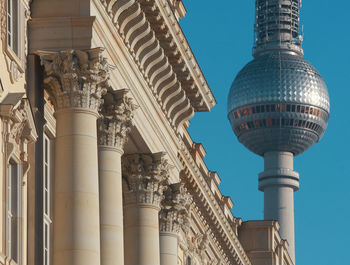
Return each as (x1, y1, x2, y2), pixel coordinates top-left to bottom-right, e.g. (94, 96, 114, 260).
(227, 0, 330, 262)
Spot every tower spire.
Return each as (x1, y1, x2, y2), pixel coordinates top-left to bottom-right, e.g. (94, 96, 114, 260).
(253, 0, 303, 57)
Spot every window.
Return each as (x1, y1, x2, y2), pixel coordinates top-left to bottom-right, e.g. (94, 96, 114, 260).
(7, 160, 19, 263)
(43, 134, 52, 265)
(7, 0, 19, 55)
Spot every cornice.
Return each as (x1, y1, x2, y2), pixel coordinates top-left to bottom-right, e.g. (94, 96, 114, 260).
(152, 0, 216, 110)
(178, 142, 252, 265)
(140, 0, 216, 111)
(97, 0, 215, 131)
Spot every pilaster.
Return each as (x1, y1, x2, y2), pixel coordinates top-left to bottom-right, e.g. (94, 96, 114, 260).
(159, 182, 191, 265)
(97, 89, 137, 265)
(159, 182, 191, 234)
(123, 152, 170, 265)
(98, 89, 138, 150)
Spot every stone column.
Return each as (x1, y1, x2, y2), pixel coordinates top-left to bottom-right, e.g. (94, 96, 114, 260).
(123, 153, 170, 265)
(97, 89, 137, 265)
(159, 183, 191, 265)
(39, 49, 108, 265)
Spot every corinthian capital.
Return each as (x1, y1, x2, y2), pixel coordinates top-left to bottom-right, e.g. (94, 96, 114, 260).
(97, 89, 138, 149)
(159, 182, 192, 233)
(122, 152, 170, 208)
(39, 48, 109, 112)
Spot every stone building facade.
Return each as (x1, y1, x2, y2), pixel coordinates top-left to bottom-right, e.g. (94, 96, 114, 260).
(0, 1, 294, 265)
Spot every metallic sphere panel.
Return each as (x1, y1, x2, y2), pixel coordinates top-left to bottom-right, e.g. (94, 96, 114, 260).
(227, 52, 330, 156)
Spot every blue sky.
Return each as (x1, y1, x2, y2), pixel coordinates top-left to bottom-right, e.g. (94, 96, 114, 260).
(180, 1, 350, 264)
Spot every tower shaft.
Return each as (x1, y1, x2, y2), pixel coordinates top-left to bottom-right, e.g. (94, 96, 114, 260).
(259, 151, 299, 263)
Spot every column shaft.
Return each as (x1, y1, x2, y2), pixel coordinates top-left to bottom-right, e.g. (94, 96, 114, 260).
(160, 233, 178, 265)
(99, 147, 124, 265)
(53, 109, 100, 265)
(124, 205, 161, 265)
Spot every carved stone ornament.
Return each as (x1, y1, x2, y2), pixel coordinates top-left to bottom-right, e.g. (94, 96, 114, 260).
(98, 89, 138, 149)
(38, 48, 109, 112)
(9, 60, 23, 82)
(159, 182, 192, 234)
(122, 152, 170, 208)
(0, 96, 38, 171)
(186, 232, 210, 264)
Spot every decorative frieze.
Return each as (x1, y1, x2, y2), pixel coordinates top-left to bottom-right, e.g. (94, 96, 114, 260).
(122, 152, 170, 207)
(39, 48, 109, 112)
(159, 182, 192, 233)
(98, 89, 138, 149)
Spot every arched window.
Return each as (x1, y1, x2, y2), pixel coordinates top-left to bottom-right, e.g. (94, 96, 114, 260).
(186, 256, 192, 265)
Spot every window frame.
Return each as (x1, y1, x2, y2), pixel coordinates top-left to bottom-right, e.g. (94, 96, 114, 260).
(7, 158, 21, 263)
(3, 0, 26, 74)
(43, 132, 54, 265)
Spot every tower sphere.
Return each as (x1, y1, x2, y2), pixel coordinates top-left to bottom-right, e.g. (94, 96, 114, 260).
(227, 51, 330, 156)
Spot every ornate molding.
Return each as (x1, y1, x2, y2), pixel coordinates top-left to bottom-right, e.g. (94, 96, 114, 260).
(38, 49, 109, 112)
(1, 0, 6, 42)
(122, 152, 170, 207)
(159, 182, 192, 233)
(178, 142, 251, 265)
(98, 89, 138, 149)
